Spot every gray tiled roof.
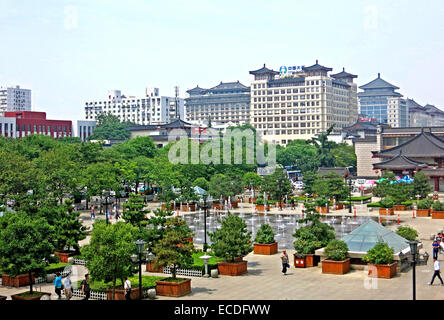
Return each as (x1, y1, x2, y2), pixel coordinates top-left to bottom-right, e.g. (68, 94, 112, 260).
(249, 64, 279, 75)
(373, 151, 427, 170)
(341, 220, 410, 254)
(331, 68, 358, 79)
(210, 81, 249, 90)
(373, 130, 444, 158)
(359, 73, 399, 90)
(302, 60, 332, 72)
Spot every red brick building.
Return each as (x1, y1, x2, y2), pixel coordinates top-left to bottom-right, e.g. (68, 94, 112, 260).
(2, 111, 72, 139)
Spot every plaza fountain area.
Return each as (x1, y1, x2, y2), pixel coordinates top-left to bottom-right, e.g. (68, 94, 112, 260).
(181, 208, 395, 249)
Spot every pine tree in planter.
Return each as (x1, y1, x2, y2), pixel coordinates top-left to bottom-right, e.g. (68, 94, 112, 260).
(0, 212, 55, 299)
(362, 241, 397, 279)
(292, 204, 335, 268)
(254, 224, 277, 255)
(209, 213, 253, 276)
(412, 171, 433, 199)
(152, 217, 195, 297)
(322, 239, 350, 275)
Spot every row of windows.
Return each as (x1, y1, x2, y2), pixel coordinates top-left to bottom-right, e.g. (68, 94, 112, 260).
(258, 129, 321, 135)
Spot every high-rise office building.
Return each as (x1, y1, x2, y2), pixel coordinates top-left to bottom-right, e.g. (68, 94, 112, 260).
(84, 88, 184, 125)
(185, 81, 250, 125)
(249, 61, 358, 145)
(0, 85, 31, 114)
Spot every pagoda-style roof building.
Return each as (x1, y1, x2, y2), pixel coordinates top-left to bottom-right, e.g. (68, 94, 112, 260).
(302, 60, 332, 76)
(372, 128, 444, 190)
(330, 67, 358, 84)
(358, 73, 402, 98)
(249, 64, 279, 76)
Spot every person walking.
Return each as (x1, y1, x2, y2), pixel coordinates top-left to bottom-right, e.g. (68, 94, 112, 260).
(281, 250, 290, 275)
(124, 277, 132, 300)
(291, 198, 295, 210)
(81, 274, 91, 300)
(433, 240, 440, 259)
(54, 273, 63, 300)
(64, 275, 73, 300)
(91, 205, 95, 221)
(429, 258, 444, 285)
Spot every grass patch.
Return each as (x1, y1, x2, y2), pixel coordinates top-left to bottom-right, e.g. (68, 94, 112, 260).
(158, 277, 188, 283)
(45, 263, 70, 273)
(74, 275, 166, 292)
(367, 202, 381, 207)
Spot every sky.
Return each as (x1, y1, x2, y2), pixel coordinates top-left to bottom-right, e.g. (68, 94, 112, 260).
(0, 0, 443, 121)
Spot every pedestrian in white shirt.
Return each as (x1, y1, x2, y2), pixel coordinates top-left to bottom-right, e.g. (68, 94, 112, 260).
(124, 277, 131, 300)
(429, 258, 444, 285)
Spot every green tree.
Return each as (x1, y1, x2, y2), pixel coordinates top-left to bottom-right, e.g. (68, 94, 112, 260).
(308, 125, 336, 167)
(193, 177, 210, 192)
(254, 224, 276, 244)
(302, 171, 318, 195)
(324, 239, 349, 261)
(312, 172, 349, 201)
(412, 171, 432, 199)
(396, 226, 418, 241)
(261, 169, 293, 201)
(122, 193, 150, 229)
(293, 204, 335, 254)
(362, 241, 394, 265)
(88, 113, 135, 141)
(209, 174, 241, 200)
(209, 213, 253, 262)
(152, 217, 195, 280)
(142, 208, 174, 249)
(0, 212, 55, 293)
(243, 172, 263, 198)
(82, 220, 139, 299)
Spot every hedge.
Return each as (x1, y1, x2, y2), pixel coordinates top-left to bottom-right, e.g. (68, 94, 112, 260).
(74, 275, 166, 292)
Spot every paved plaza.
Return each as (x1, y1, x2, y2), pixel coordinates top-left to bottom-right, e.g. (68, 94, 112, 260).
(2, 200, 444, 300)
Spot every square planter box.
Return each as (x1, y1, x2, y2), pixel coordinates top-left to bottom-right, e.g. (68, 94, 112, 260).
(11, 292, 51, 300)
(146, 263, 163, 273)
(156, 278, 191, 297)
(305, 254, 319, 267)
(316, 207, 329, 214)
(379, 208, 394, 215)
(54, 250, 76, 263)
(322, 259, 351, 275)
(217, 261, 248, 276)
(106, 287, 142, 300)
(393, 205, 407, 211)
(416, 209, 430, 217)
(230, 202, 239, 209)
(255, 204, 270, 212)
(161, 204, 173, 211)
(2, 273, 35, 287)
(254, 242, 278, 255)
(432, 210, 444, 219)
(212, 203, 223, 210)
(367, 262, 398, 279)
(248, 198, 257, 204)
(180, 204, 196, 212)
(335, 204, 344, 210)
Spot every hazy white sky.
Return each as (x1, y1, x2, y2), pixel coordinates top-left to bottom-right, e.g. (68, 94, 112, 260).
(1, 0, 443, 121)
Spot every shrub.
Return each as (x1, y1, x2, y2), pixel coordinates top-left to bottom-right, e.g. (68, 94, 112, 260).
(417, 198, 433, 210)
(315, 196, 329, 207)
(362, 241, 394, 265)
(432, 201, 444, 212)
(254, 224, 276, 244)
(396, 226, 418, 241)
(380, 198, 394, 208)
(209, 213, 253, 262)
(254, 197, 265, 205)
(367, 202, 381, 208)
(324, 239, 349, 261)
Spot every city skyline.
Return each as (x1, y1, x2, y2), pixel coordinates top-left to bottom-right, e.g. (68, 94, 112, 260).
(0, 0, 443, 121)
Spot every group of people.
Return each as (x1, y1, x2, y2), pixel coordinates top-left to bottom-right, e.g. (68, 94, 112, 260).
(430, 233, 444, 286)
(54, 273, 91, 300)
(90, 204, 121, 222)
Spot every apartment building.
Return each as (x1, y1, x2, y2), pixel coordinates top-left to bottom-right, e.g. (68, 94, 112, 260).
(84, 88, 185, 125)
(249, 61, 358, 145)
(0, 85, 31, 114)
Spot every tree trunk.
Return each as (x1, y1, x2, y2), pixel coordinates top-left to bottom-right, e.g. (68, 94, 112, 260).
(112, 278, 116, 300)
(29, 271, 33, 293)
(172, 265, 176, 280)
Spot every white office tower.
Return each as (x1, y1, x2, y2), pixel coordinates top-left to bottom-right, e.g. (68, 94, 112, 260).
(0, 85, 32, 114)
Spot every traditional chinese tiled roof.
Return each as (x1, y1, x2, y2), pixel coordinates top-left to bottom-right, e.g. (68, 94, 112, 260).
(373, 151, 427, 170)
(330, 67, 358, 79)
(359, 73, 399, 90)
(302, 60, 332, 72)
(249, 64, 279, 75)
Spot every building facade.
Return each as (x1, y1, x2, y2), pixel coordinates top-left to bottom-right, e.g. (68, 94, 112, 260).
(0, 85, 31, 114)
(408, 98, 444, 127)
(358, 74, 409, 127)
(185, 81, 250, 126)
(84, 88, 184, 125)
(249, 61, 358, 145)
(0, 111, 72, 139)
(77, 120, 97, 142)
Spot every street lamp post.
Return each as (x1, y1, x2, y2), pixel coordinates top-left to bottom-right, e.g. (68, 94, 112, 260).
(200, 193, 212, 252)
(348, 178, 353, 214)
(132, 239, 147, 300)
(409, 241, 419, 300)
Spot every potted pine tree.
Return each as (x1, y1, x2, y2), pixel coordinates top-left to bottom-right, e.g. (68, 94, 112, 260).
(254, 224, 278, 255)
(379, 198, 394, 215)
(153, 217, 195, 297)
(292, 205, 335, 268)
(362, 241, 397, 279)
(416, 198, 433, 217)
(321, 239, 350, 275)
(254, 197, 270, 212)
(210, 213, 253, 276)
(315, 196, 330, 214)
(432, 201, 444, 219)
